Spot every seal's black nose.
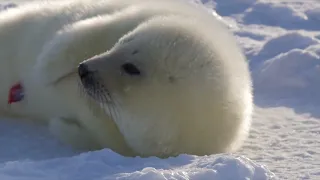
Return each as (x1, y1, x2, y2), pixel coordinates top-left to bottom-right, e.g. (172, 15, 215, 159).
(78, 63, 90, 79)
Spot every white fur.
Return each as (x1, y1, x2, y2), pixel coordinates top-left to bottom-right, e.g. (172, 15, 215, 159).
(0, 0, 253, 157)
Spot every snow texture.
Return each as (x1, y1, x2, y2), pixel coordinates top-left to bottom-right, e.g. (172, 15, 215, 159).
(0, 118, 274, 180)
(1, 0, 320, 179)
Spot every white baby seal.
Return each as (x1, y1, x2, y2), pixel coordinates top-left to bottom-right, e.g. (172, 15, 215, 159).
(0, 0, 252, 157)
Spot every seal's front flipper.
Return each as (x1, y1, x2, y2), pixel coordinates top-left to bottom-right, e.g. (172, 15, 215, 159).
(32, 26, 109, 86)
(49, 117, 101, 150)
(32, 37, 80, 86)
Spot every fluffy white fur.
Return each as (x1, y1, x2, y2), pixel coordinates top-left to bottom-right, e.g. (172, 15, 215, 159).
(0, 0, 253, 157)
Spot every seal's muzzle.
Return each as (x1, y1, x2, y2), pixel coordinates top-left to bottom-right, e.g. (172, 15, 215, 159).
(78, 63, 90, 79)
(78, 62, 110, 103)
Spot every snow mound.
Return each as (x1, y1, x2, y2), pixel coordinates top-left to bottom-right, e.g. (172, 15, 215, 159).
(213, 0, 257, 16)
(243, 2, 308, 28)
(250, 30, 320, 104)
(305, 7, 320, 23)
(228, 1, 320, 31)
(306, 44, 320, 56)
(0, 2, 17, 11)
(252, 32, 320, 65)
(0, 149, 274, 180)
(253, 48, 320, 100)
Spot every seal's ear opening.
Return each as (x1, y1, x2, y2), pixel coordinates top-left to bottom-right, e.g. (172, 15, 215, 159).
(121, 63, 141, 76)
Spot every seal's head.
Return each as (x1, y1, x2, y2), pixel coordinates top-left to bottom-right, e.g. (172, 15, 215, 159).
(78, 16, 252, 157)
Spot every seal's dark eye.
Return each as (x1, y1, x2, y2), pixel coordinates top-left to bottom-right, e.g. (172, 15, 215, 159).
(132, 50, 139, 55)
(122, 63, 141, 76)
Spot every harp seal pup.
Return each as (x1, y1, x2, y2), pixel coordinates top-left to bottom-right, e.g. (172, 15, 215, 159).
(0, 0, 253, 157)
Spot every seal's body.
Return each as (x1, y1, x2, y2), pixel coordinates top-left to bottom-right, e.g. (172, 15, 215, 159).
(0, 0, 253, 157)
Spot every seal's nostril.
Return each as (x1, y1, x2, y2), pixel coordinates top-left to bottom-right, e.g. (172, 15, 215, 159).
(78, 63, 90, 79)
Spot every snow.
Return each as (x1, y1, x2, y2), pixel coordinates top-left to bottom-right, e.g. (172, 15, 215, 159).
(0, 145, 273, 180)
(1, 0, 320, 179)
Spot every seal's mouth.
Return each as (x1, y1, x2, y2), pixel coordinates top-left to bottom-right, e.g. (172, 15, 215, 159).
(78, 63, 111, 103)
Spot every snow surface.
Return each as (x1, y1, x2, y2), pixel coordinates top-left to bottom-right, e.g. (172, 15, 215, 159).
(1, 0, 320, 179)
